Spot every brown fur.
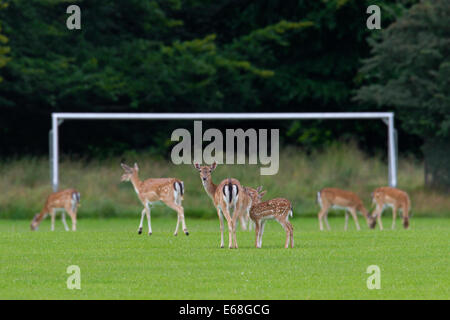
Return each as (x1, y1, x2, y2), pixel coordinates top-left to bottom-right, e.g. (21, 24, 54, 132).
(317, 187, 373, 231)
(371, 187, 411, 230)
(195, 162, 244, 248)
(30, 188, 80, 231)
(121, 162, 188, 236)
(246, 189, 293, 249)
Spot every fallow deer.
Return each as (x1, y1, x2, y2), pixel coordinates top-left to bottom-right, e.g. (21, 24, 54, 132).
(30, 188, 80, 231)
(245, 187, 294, 248)
(317, 187, 373, 231)
(121, 162, 188, 236)
(370, 187, 411, 230)
(194, 162, 244, 249)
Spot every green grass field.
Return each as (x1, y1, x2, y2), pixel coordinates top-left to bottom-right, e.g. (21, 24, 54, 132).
(0, 217, 448, 300)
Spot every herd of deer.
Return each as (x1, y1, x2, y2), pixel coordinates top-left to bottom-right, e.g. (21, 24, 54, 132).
(30, 162, 412, 249)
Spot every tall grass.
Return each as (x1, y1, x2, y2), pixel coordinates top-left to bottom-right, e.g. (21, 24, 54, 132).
(0, 143, 448, 219)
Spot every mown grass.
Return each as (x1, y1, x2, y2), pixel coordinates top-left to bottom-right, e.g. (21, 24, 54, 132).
(0, 143, 449, 219)
(0, 217, 448, 299)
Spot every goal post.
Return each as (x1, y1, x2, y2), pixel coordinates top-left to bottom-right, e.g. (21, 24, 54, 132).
(49, 112, 398, 191)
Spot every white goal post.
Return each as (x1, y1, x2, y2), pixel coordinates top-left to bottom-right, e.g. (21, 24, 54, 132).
(49, 112, 398, 191)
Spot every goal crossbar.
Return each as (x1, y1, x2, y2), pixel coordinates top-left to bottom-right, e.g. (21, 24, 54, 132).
(50, 112, 397, 190)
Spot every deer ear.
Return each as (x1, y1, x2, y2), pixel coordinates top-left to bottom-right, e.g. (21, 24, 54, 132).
(194, 163, 201, 171)
(259, 191, 267, 198)
(121, 163, 132, 172)
(256, 186, 263, 192)
(210, 161, 217, 171)
(134, 163, 139, 171)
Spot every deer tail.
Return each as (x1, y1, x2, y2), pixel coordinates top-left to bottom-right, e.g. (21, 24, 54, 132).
(173, 181, 184, 205)
(223, 178, 239, 204)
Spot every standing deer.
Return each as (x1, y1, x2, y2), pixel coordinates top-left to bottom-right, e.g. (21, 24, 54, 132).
(194, 162, 244, 249)
(121, 162, 188, 236)
(30, 188, 80, 231)
(370, 187, 411, 230)
(245, 187, 294, 248)
(317, 187, 373, 231)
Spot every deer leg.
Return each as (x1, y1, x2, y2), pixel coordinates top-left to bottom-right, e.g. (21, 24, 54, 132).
(350, 209, 360, 231)
(344, 211, 349, 231)
(284, 214, 294, 248)
(392, 206, 397, 229)
(231, 208, 241, 249)
(287, 220, 294, 248)
(402, 204, 410, 229)
(278, 218, 290, 248)
(239, 213, 247, 231)
(172, 202, 181, 236)
(145, 203, 152, 235)
(61, 211, 69, 231)
(254, 220, 261, 248)
(247, 210, 253, 231)
(220, 205, 234, 249)
(177, 205, 189, 236)
(138, 208, 145, 234)
(374, 205, 384, 230)
(227, 218, 233, 249)
(174, 215, 180, 236)
(179, 205, 188, 236)
(324, 212, 331, 231)
(64, 205, 77, 231)
(164, 201, 189, 236)
(259, 220, 267, 248)
(257, 221, 262, 248)
(377, 214, 383, 231)
(217, 208, 224, 248)
(50, 210, 55, 231)
(69, 208, 77, 231)
(318, 208, 327, 231)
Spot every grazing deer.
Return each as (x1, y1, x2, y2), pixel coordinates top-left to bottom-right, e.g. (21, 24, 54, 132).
(194, 162, 244, 249)
(245, 187, 294, 248)
(370, 187, 411, 230)
(121, 162, 188, 236)
(317, 188, 373, 231)
(30, 188, 80, 231)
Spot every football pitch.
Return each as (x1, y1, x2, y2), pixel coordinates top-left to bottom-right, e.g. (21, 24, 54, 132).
(0, 217, 448, 299)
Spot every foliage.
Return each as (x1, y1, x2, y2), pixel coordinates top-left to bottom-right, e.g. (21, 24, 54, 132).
(1, 144, 448, 220)
(0, 0, 9, 82)
(355, 0, 450, 188)
(0, 0, 422, 156)
(355, 0, 450, 140)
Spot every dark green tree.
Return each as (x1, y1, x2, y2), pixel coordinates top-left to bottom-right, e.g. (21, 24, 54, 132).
(355, 0, 450, 189)
(0, 0, 422, 156)
(0, 0, 9, 82)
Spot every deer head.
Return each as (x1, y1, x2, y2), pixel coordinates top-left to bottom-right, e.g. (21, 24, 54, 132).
(245, 186, 266, 206)
(121, 162, 139, 182)
(30, 213, 41, 231)
(368, 214, 377, 229)
(194, 161, 217, 184)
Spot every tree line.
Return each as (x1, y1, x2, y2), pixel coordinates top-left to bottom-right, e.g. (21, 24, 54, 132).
(0, 0, 448, 187)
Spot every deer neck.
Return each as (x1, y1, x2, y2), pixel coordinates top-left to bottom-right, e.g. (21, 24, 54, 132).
(130, 174, 143, 195)
(359, 205, 369, 218)
(34, 204, 49, 225)
(202, 177, 217, 201)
